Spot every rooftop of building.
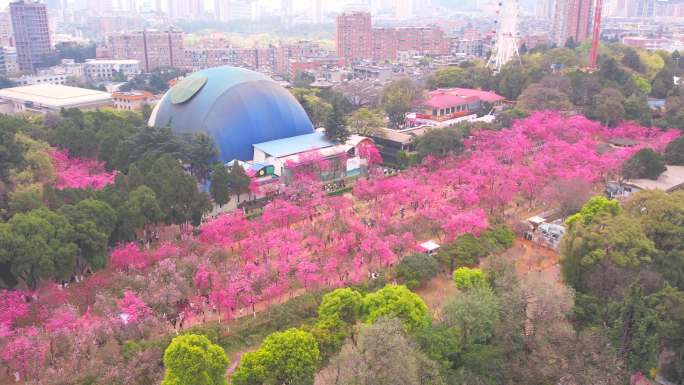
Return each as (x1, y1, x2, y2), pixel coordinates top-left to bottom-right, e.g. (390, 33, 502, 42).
(254, 131, 371, 160)
(625, 165, 684, 192)
(253, 131, 335, 158)
(0, 84, 112, 107)
(85, 59, 140, 65)
(111, 90, 154, 100)
(423, 92, 478, 109)
(375, 126, 433, 144)
(428, 88, 505, 103)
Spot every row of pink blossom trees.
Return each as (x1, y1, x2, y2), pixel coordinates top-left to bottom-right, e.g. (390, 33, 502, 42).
(1, 112, 679, 383)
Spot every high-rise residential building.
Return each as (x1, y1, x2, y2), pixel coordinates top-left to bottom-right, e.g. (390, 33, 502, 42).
(535, 0, 556, 19)
(10, 1, 51, 73)
(553, 0, 593, 46)
(106, 29, 184, 72)
(336, 11, 373, 61)
(214, 0, 230, 21)
(0, 12, 14, 47)
(336, 11, 447, 62)
(630, 0, 655, 17)
(372, 26, 448, 61)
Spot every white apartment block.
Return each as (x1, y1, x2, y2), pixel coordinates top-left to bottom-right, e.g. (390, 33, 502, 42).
(84, 59, 141, 81)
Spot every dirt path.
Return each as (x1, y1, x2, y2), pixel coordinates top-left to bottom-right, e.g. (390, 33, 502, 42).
(415, 274, 459, 320)
(506, 239, 562, 286)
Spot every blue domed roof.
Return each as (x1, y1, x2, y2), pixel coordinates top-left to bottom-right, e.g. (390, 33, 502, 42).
(149, 66, 314, 163)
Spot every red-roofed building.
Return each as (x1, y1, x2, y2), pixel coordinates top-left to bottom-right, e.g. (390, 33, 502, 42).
(417, 88, 504, 121)
(112, 91, 156, 111)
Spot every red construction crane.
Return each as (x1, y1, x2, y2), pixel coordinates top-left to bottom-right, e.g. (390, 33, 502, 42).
(589, 0, 603, 71)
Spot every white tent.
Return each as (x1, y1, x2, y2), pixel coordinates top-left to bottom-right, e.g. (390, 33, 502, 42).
(419, 240, 441, 254)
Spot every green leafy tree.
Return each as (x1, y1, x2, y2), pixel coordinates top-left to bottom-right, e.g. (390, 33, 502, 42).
(622, 148, 667, 180)
(566, 196, 621, 228)
(518, 83, 573, 112)
(144, 155, 211, 225)
(309, 317, 351, 364)
(611, 285, 660, 374)
(209, 164, 231, 207)
(184, 133, 219, 181)
(496, 63, 530, 100)
(362, 284, 430, 332)
(292, 88, 332, 128)
(8, 183, 44, 215)
(325, 96, 350, 143)
(396, 253, 439, 289)
(480, 225, 515, 253)
(119, 185, 163, 241)
(231, 350, 269, 385)
(415, 324, 462, 371)
(665, 136, 684, 165)
(651, 67, 674, 98)
(0, 208, 78, 289)
(415, 126, 464, 160)
(588, 87, 625, 126)
(622, 48, 645, 73)
(318, 287, 364, 324)
(59, 199, 116, 271)
(426, 66, 467, 89)
(227, 162, 252, 201)
(162, 334, 229, 385)
(442, 285, 500, 347)
(232, 328, 320, 385)
(347, 108, 384, 136)
(624, 94, 653, 125)
(624, 191, 684, 288)
(650, 286, 684, 382)
(381, 78, 420, 128)
(0, 117, 26, 182)
(452, 267, 487, 290)
(598, 58, 633, 93)
(561, 211, 656, 301)
(438, 234, 486, 271)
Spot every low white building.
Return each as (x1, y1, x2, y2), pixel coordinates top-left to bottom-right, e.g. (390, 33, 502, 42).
(13, 60, 85, 86)
(252, 131, 374, 179)
(84, 59, 141, 81)
(0, 84, 112, 114)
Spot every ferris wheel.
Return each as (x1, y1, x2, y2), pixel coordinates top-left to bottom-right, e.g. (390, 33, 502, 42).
(487, 0, 522, 72)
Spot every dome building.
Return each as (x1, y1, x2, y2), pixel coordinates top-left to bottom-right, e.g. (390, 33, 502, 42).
(149, 66, 314, 163)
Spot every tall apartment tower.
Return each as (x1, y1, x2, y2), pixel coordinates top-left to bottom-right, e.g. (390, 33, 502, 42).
(10, 1, 51, 73)
(335, 11, 373, 61)
(631, 0, 655, 17)
(553, 0, 593, 46)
